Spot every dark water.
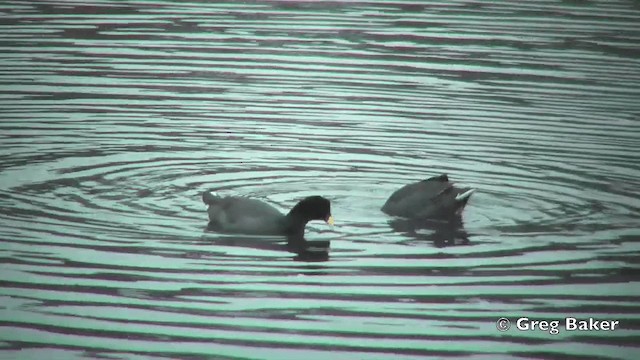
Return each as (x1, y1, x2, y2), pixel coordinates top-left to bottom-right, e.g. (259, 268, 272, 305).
(1, 1, 639, 359)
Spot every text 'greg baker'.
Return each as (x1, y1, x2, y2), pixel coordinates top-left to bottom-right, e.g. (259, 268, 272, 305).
(514, 317, 620, 335)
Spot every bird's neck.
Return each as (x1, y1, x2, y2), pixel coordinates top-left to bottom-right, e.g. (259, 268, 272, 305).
(283, 213, 308, 250)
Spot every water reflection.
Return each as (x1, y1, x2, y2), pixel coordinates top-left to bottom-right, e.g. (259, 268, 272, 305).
(388, 216, 470, 248)
(203, 227, 331, 261)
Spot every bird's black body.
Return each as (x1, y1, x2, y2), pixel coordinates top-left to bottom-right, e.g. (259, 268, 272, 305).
(382, 174, 474, 219)
(202, 192, 333, 252)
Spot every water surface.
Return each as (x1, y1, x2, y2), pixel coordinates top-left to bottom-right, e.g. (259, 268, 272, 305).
(1, 1, 639, 359)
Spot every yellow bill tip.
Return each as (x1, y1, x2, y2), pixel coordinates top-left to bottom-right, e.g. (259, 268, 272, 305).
(326, 215, 334, 226)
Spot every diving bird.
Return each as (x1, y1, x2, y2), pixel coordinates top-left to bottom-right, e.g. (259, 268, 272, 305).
(381, 174, 474, 219)
(202, 191, 334, 250)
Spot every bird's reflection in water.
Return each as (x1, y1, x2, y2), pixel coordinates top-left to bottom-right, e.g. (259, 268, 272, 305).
(203, 225, 330, 262)
(389, 216, 470, 248)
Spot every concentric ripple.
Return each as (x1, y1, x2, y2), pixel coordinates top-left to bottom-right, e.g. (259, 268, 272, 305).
(1, 0, 640, 359)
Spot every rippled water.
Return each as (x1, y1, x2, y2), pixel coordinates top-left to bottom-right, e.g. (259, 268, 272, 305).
(1, 1, 639, 359)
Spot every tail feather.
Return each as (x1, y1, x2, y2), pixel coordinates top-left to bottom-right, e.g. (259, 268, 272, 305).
(202, 191, 219, 205)
(455, 188, 475, 202)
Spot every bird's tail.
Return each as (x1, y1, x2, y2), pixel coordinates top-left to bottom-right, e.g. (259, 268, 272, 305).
(202, 191, 220, 205)
(455, 188, 475, 203)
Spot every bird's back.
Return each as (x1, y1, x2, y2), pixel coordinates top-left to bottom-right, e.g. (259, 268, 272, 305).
(382, 175, 473, 218)
(203, 192, 284, 234)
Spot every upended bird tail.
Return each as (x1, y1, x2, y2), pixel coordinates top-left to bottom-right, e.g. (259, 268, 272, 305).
(455, 188, 475, 202)
(202, 191, 220, 205)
